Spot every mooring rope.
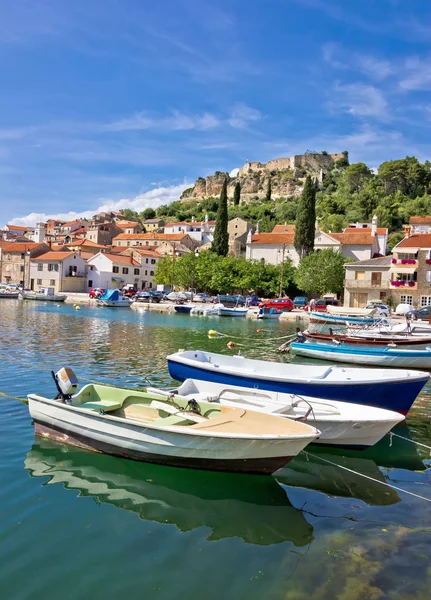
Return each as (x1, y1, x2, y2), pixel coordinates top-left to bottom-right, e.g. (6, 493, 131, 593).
(389, 431, 431, 452)
(303, 451, 431, 504)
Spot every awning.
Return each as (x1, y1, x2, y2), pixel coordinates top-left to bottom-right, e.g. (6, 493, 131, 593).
(111, 277, 125, 282)
(392, 267, 417, 274)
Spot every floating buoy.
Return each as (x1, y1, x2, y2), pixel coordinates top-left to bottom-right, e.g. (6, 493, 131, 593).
(208, 330, 217, 338)
(56, 304, 61, 307)
(76, 306, 81, 310)
(227, 341, 235, 349)
(160, 310, 163, 313)
(256, 329, 262, 333)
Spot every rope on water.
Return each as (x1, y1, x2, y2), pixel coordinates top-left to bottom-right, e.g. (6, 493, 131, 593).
(0, 391, 27, 403)
(208, 329, 299, 342)
(389, 431, 431, 452)
(303, 451, 431, 504)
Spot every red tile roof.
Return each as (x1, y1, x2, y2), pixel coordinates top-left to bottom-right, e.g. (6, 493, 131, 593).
(5, 224, 28, 231)
(410, 216, 431, 225)
(328, 232, 376, 245)
(251, 233, 295, 244)
(64, 239, 107, 248)
(344, 227, 388, 235)
(272, 224, 295, 233)
(397, 234, 431, 248)
(32, 251, 76, 261)
(97, 253, 140, 266)
(0, 242, 44, 252)
(114, 233, 188, 241)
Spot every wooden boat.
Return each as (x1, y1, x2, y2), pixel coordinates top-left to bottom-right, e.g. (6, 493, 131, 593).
(95, 289, 131, 308)
(348, 322, 431, 338)
(22, 287, 67, 302)
(253, 307, 283, 320)
(166, 350, 429, 414)
(290, 338, 431, 369)
(27, 368, 320, 475)
(303, 330, 431, 347)
(326, 305, 377, 317)
(149, 379, 404, 449)
(26, 437, 314, 546)
(0, 290, 19, 298)
(217, 306, 249, 317)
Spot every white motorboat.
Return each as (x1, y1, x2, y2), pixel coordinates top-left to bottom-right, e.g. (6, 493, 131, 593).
(95, 289, 131, 308)
(0, 290, 19, 298)
(252, 307, 283, 320)
(190, 303, 224, 316)
(326, 305, 377, 317)
(149, 379, 404, 449)
(27, 368, 319, 475)
(22, 287, 67, 302)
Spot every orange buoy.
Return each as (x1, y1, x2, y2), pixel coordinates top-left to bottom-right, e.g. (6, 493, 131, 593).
(227, 341, 235, 349)
(256, 329, 262, 333)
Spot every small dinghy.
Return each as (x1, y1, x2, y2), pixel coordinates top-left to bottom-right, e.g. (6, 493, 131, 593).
(174, 305, 193, 314)
(96, 289, 131, 308)
(303, 330, 431, 347)
(22, 287, 67, 302)
(148, 379, 404, 449)
(309, 311, 379, 326)
(166, 350, 429, 414)
(27, 368, 319, 475)
(0, 290, 19, 298)
(253, 307, 283, 320)
(291, 337, 431, 369)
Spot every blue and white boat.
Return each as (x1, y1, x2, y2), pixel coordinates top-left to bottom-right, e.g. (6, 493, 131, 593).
(254, 307, 283, 320)
(290, 339, 431, 370)
(309, 311, 378, 326)
(174, 305, 193, 314)
(95, 289, 131, 308)
(166, 350, 429, 415)
(217, 306, 248, 317)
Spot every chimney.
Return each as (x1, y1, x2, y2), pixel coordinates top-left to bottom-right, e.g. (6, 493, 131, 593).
(315, 218, 319, 231)
(371, 215, 378, 237)
(246, 229, 252, 244)
(404, 225, 412, 238)
(256, 221, 260, 234)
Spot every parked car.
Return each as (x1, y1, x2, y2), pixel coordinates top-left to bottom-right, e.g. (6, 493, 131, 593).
(395, 303, 414, 316)
(193, 293, 212, 303)
(135, 291, 161, 303)
(259, 297, 293, 312)
(246, 295, 262, 306)
(293, 296, 308, 309)
(89, 288, 106, 298)
(122, 284, 139, 297)
(150, 290, 167, 301)
(365, 302, 390, 317)
(405, 306, 431, 321)
(216, 294, 246, 306)
(305, 298, 340, 312)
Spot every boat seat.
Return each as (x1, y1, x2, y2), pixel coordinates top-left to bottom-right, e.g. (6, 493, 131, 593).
(79, 398, 123, 412)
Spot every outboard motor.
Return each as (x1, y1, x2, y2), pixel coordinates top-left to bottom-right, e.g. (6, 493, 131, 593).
(52, 367, 79, 400)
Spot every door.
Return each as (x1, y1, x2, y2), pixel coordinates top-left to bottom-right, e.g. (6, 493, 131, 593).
(349, 292, 368, 308)
(371, 272, 381, 287)
(30, 279, 34, 290)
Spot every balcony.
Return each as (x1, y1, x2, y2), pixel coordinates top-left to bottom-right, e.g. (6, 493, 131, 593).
(344, 279, 384, 289)
(390, 280, 417, 290)
(391, 258, 417, 266)
(65, 272, 87, 278)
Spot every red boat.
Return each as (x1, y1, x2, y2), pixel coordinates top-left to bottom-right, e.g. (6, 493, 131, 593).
(303, 329, 431, 347)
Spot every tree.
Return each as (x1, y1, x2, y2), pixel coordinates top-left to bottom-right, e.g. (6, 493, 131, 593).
(294, 249, 349, 296)
(141, 208, 156, 220)
(212, 177, 229, 256)
(294, 175, 316, 259)
(233, 181, 241, 206)
(266, 178, 272, 202)
(344, 162, 372, 193)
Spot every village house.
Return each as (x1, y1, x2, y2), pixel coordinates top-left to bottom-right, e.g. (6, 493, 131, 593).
(163, 216, 215, 245)
(46, 219, 65, 237)
(86, 250, 161, 290)
(0, 242, 50, 286)
(54, 238, 109, 255)
(29, 251, 88, 293)
(408, 216, 431, 235)
(246, 217, 381, 266)
(343, 232, 431, 308)
(2, 224, 32, 241)
(112, 232, 196, 250)
(143, 218, 165, 231)
(115, 220, 142, 234)
(228, 218, 254, 256)
(60, 218, 90, 234)
(85, 221, 123, 245)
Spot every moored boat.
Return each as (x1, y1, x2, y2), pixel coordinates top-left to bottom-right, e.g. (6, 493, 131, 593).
(149, 379, 404, 449)
(95, 289, 131, 308)
(254, 307, 283, 320)
(217, 306, 249, 317)
(303, 330, 431, 346)
(22, 287, 67, 302)
(0, 290, 19, 298)
(290, 338, 431, 369)
(309, 311, 379, 326)
(27, 368, 320, 475)
(166, 350, 429, 414)
(174, 305, 193, 314)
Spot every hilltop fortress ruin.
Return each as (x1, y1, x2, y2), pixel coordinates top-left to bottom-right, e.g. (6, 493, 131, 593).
(181, 152, 348, 201)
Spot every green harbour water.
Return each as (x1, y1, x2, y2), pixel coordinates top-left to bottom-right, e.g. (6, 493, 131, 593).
(1, 300, 431, 600)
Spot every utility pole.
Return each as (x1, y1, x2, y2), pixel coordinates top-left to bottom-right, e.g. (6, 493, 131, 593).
(279, 243, 286, 297)
(171, 243, 177, 291)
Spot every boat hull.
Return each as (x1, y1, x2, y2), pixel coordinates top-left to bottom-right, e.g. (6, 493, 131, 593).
(218, 308, 248, 317)
(174, 306, 193, 313)
(310, 312, 377, 326)
(167, 358, 425, 415)
(291, 342, 431, 370)
(22, 294, 66, 302)
(96, 301, 131, 308)
(28, 398, 310, 475)
(304, 331, 431, 346)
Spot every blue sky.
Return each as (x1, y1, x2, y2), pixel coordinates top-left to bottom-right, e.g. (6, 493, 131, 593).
(2, 0, 431, 226)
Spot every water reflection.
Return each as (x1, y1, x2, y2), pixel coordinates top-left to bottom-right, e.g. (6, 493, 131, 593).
(25, 438, 314, 547)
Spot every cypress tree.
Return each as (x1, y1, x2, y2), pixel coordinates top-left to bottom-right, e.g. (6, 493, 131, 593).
(212, 177, 229, 256)
(266, 178, 272, 202)
(294, 175, 316, 260)
(233, 181, 241, 206)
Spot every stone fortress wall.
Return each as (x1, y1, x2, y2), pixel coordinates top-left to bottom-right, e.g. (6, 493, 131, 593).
(238, 153, 345, 177)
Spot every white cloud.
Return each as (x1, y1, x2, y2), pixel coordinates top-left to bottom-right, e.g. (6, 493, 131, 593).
(399, 57, 431, 90)
(332, 82, 388, 118)
(228, 103, 262, 128)
(102, 110, 220, 133)
(322, 43, 393, 80)
(8, 181, 191, 228)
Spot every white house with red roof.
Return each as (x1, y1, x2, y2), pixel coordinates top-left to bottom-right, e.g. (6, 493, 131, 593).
(408, 216, 431, 235)
(163, 215, 215, 245)
(29, 251, 88, 292)
(86, 250, 161, 290)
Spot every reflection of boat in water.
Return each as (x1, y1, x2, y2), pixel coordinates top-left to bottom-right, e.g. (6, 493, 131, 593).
(276, 449, 401, 506)
(25, 438, 314, 547)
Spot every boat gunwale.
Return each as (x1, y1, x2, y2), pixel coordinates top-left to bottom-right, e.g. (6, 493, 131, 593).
(28, 394, 319, 441)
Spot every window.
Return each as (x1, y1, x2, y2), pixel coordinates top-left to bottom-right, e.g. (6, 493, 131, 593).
(146, 258, 148, 264)
(355, 271, 365, 280)
(150, 270, 154, 276)
(113, 266, 119, 273)
(401, 295, 413, 305)
(395, 273, 415, 282)
(48, 264, 53, 271)
(21, 253, 25, 259)
(149, 281, 152, 288)
(54, 264, 59, 272)
(421, 296, 431, 306)
(50, 279, 55, 286)
(37, 279, 42, 285)
(37, 264, 43, 271)
(151, 259, 156, 264)
(134, 268, 140, 275)
(122, 267, 129, 274)
(20, 266, 24, 272)
(89, 265, 94, 271)
(145, 270, 147, 276)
